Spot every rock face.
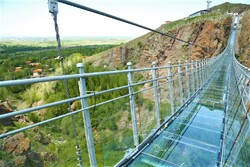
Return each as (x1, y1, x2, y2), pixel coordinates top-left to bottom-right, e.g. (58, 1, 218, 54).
(85, 16, 231, 69)
(34, 131, 51, 145)
(14, 156, 27, 167)
(40, 152, 57, 162)
(1, 132, 46, 167)
(2, 133, 31, 166)
(0, 101, 15, 126)
(236, 10, 250, 68)
(13, 138, 31, 156)
(3, 133, 29, 154)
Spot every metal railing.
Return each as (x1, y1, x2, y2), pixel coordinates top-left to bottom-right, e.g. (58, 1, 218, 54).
(0, 54, 223, 166)
(221, 46, 250, 166)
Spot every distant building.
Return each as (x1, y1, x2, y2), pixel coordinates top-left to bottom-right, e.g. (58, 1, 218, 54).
(25, 61, 31, 65)
(15, 67, 22, 72)
(33, 69, 43, 77)
(189, 10, 209, 18)
(227, 12, 239, 16)
(30, 63, 41, 66)
(49, 68, 54, 72)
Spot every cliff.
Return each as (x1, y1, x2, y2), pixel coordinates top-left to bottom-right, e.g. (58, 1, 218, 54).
(84, 13, 232, 69)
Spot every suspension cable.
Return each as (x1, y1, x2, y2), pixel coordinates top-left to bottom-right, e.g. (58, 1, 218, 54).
(57, 0, 203, 48)
(48, 1, 83, 166)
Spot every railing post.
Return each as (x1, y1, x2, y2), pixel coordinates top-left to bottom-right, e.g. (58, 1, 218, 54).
(168, 61, 174, 114)
(195, 60, 199, 90)
(203, 59, 206, 83)
(152, 62, 160, 127)
(127, 62, 139, 146)
(248, 68, 250, 97)
(77, 63, 97, 167)
(178, 61, 184, 105)
(185, 60, 191, 99)
(206, 59, 210, 80)
(199, 60, 203, 87)
(191, 60, 195, 94)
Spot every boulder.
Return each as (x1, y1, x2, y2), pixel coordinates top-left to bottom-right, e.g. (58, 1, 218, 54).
(3, 133, 25, 153)
(40, 152, 57, 162)
(13, 138, 31, 156)
(34, 132, 51, 145)
(14, 156, 27, 167)
(0, 101, 15, 126)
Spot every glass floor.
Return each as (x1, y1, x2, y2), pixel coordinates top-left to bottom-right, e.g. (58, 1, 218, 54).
(128, 65, 228, 166)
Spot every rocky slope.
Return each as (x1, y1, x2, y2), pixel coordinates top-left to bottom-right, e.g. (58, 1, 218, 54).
(211, 2, 250, 14)
(0, 101, 14, 126)
(236, 10, 250, 68)
(85, 13, 232, 69)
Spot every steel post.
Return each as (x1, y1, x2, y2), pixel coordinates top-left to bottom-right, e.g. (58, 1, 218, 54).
(185, 60, 191, 99)
(206, 59, 209, 80)
(127, 62, 139, 146)
(191, 60, 195, 94)
(199, 60, 203, 87)
(203, 59, 206, 82)
(77, 63, 97, 167)
(195, 60, 199, 90)
(152, 62, 160, 127)
(168, 61, 175, 114)
(248, 69, 250, 97)
(178, 61, 183, 105)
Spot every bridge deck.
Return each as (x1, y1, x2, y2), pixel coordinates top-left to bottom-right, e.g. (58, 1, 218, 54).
(128, 57, 229, 166)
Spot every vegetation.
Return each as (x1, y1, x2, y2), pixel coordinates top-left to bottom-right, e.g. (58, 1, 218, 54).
(0, 44, 118, 103)
(211, 2, 250, 13)
(0, 44, 116, 81)
(237, 10, 250, 67)
(159, 12, 229, 32)
(0, 39, 158, 166)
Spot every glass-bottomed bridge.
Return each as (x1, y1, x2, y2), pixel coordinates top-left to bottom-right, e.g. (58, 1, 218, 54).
(0, 1, 249, 166)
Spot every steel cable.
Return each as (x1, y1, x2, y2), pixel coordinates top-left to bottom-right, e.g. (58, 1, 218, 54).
(51, 12, 83, 167)
(58, 0, 204, 49)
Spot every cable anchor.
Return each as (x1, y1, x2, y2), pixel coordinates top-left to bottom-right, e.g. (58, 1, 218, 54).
(48, 0, 58, 15)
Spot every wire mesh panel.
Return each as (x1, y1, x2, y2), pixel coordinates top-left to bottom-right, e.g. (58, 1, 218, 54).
(172, 71, 181, 111)
(157, 68, 172, 123)
(0, 113, 89, 167)
(0, 76, 91, 167)
(136, 89, 157, 141)
(222, 52, 250, 166)
(89, 97, 134, 166)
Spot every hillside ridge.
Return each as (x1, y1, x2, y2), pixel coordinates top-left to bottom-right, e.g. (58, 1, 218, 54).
(84, 13, 231, 69)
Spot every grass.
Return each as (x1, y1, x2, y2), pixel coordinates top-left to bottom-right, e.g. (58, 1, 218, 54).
(160, 12, 229, 32)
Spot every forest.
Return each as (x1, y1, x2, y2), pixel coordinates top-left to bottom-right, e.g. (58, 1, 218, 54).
(0, 43, 116, 81)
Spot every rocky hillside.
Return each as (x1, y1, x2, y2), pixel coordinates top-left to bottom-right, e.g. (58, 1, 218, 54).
(211, 2, 250, 14)
(236, 10, 250, 68)
(0, 101, 15, 126)
(85, 13, 232, 69)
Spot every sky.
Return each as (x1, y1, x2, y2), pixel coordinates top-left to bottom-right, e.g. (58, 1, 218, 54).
(0, 0, 249, 39)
